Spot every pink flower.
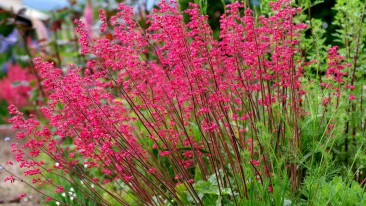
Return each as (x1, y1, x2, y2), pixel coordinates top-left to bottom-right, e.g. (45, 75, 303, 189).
(159, 151, 171, 156)
(349, 94, 356, 100)
(69, 152, 75, 158)
(6, 161, 13, 165)
(325, 46, 348, 84)
(18, 193, 26, 198)
(83, 0, 94, 35)
(55, 185, 64, 193)
(4, 175, 15, 183)
(45, 197, 53, 202)
(250, 160, 260, 167)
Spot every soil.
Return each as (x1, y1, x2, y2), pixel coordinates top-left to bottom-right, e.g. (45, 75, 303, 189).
(0, 125, 42, 206)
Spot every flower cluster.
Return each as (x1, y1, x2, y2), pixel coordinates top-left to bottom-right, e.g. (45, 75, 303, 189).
(320, 46, 351, 107)
(7, 0, 319, 205)
(0, 64, 36, 108)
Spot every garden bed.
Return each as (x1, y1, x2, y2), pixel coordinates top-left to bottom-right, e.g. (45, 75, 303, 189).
(0, 125, 41, 206)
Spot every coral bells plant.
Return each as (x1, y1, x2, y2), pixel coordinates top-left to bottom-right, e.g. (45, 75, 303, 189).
(2, 0, 353, 205)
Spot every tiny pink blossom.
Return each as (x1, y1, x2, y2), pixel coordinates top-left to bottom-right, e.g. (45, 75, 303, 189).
(250, 160, 260, 167)
(349, 94, 357, 100)
(18, 193, 26, 198)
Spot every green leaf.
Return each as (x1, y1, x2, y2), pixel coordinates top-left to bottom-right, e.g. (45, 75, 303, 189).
(194, 164, 203, 182)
